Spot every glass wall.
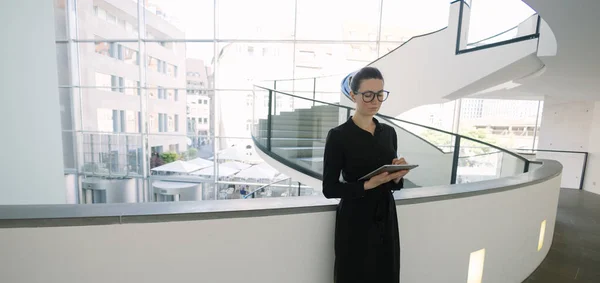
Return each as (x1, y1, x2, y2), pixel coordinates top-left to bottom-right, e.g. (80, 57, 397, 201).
(56, 0, 452, 203)
(399, 98, 544, 152)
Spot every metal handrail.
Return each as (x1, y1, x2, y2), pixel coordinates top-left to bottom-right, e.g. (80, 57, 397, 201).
(253, 85, 530, 165)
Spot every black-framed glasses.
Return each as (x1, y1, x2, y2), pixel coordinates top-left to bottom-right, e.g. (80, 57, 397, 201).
(355, 90, 390, 102)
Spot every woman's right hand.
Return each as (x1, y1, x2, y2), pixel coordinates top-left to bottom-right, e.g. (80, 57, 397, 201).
(364, 171, 405, 190)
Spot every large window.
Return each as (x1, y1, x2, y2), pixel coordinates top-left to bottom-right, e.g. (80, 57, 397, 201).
(55, 0, 457, 203)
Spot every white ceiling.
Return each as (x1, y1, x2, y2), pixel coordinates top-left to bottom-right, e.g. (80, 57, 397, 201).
(475, 0, 600, 102)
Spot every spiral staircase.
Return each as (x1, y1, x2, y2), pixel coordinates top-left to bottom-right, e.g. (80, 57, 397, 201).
(250, 0, 555, 191)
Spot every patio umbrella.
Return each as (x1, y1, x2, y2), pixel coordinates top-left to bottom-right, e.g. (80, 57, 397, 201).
(220, 161, 252, 171)
(234, 163, 279, 179)
(191, 164, 240, 177)
(150, 160, 203, 173)
(187, 157, 213, 169)
(211, 145, 261, 163)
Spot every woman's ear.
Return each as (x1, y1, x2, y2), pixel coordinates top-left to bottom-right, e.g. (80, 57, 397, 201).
(350, 91, 356, 102)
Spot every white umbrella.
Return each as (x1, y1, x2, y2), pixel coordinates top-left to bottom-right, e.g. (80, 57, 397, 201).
(212, 145, 261, 163)
(220, 161, 252, 171)
(191, 164, 240, 177)
(235, 164, 279, 179)
(151, 160, 203, 173)
(188, 157, 213, 169)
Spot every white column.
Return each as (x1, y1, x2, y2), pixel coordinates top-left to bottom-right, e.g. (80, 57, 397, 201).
(0, 0, 66, 204)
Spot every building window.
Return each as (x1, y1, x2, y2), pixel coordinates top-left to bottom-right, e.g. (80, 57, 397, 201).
(174, 114, 179, 131)
(174, 89, 179, 101)
(203, 118, 208, 124)
(157, 87, 165, 99)
(95, 41, 110, 56)
(106, 12, 117, 24)
(111, 75, 124, 92)
(94, 6, 107, 21)
(121, 46, 138, 65)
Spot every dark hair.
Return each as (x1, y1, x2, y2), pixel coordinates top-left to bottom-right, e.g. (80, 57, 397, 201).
(350, 67, 384, 93)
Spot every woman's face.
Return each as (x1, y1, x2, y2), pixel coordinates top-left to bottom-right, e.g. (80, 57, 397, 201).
(351, 78, 385, 116)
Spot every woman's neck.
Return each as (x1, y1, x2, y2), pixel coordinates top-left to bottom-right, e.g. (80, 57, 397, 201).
(352, 113, 375, 132)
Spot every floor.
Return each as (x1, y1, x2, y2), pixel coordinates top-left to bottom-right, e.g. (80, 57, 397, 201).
(523, 189, 600, 282)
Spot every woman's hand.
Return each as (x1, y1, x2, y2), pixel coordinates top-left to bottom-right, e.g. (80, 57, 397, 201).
(364, 170, 406, 190)
(391, 157, 409, 184)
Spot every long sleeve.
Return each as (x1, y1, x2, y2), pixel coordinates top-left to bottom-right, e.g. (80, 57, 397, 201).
(322, 129, 366, 199)
(391, 128, 404, 191)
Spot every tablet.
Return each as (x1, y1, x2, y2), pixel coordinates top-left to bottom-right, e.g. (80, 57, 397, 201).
(358, 164, 419, 181)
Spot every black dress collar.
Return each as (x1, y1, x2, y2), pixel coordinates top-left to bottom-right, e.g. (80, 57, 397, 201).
(348, 116, 384, 134)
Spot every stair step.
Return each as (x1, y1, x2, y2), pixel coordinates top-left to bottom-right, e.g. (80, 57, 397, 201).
(272, 146, 325, 158)
(256, 130, 329, 139)
(259, 118, 339, 127)
(255, 138, 325, 147)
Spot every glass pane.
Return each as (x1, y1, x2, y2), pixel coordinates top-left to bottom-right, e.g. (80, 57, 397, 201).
(76, 0, 139, 39)
(378, 42, 404, 58)
(144, 41, 187, 89)
(379, 117, 456, 187)
(216, 42, 294, 90)
(186, 88, 213, 137)
(80, 88, 141, 132)
(62, 130, 76, 170)
(215, 90, 256, 138)
(214, 137, 268, 180)
(217, 0, 295, 40)
(466, 0, 537, 47)
(295, 0, 380, 40)
(54, 0, 68, 39)
(380, 0, 450, 42)
(533, 151, 586, 189)
(294, 43, 377, 79)
(456, 138, 525, 184)
(56, 43, 71, 86)
(78, 42, 141, 86)
(251, 87, 270, 148)
(241, 177, 313, 199)
(399, 100, 457, 134)
(458, 99, 540, 149)
(58, 88, 75, 130)
(80, 132, 144, 176)
(266, 96, 340, 175)
(144, 0, 214, 40)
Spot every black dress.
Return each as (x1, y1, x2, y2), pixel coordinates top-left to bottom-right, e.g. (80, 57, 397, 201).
(322, 117, 403, 283)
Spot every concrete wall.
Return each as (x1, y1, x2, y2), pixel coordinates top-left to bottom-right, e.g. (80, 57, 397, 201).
(538, 96, 598, 193)
(0, 0, 67, 204)
(584, 101, 600, 194)
(0, 173, 561, 283)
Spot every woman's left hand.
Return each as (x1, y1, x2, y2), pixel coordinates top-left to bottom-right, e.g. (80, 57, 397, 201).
(391, 157, 409, 183)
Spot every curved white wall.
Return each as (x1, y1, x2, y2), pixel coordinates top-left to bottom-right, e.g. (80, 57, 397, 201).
(0, 167, 561, 283)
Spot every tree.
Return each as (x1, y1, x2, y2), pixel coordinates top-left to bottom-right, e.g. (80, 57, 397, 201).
(160, 152, 180, 163)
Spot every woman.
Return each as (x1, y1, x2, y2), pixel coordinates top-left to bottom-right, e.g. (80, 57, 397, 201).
(323, 66, 409, 283)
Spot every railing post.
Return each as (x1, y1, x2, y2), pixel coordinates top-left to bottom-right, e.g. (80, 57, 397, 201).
(580, 153, 589, 190)
(312, 77, 316, 106)
(450, 136, 461, 184)
(273, 81, 277, 115)
(346, 108, 351, 120)
(267, 90, 273, 152)
(523, 161, 530, 173)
